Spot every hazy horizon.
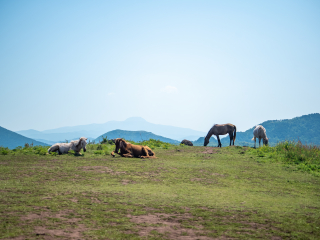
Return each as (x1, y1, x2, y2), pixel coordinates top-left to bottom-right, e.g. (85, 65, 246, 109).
(12, 113, 318, 134)
(1, 1, 319, 133)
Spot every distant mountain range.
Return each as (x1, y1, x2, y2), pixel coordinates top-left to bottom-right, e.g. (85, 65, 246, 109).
(16, 117, 206, 142)
(0, 126, 48, 149)
(16, 129, 96, 145)
(193, 113, 320, 146)
(2, 113, 319, 149)
(95, 130, 180, 144)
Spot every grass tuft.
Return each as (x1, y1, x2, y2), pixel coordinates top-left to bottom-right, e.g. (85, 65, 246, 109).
(248, 140, 320, 175)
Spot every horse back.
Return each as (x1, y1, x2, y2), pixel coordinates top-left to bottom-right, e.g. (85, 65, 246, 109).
(213, 123, 235, 135)
(253, 125, 266, 139)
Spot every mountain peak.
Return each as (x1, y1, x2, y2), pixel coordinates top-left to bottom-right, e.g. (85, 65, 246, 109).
(124, 117, 147, 122)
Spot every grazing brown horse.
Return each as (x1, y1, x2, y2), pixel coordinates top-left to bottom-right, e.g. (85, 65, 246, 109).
(204, 124, 236, 147)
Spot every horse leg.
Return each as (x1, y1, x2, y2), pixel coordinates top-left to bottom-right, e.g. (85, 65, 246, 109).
(229, 132, 233, 146)
(254, 138, 256, 148)
(122, 153, 134, 158)
(259, 138, 261, 147)
(217, 135, 221, 148)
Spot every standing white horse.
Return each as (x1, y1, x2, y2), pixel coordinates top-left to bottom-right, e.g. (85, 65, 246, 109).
(48, 137, 88, 155)
(252, 125, 268, 148)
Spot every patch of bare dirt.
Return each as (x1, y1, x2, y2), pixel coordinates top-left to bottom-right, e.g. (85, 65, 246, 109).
(20, 209, 77, 223)
(190, 178, 215, 185)
(127, 213, 213, 239)
(201, 148, 219, 154)
(122, 179, 136, 185)
(211, 173, 225, 177)
(181, 207, 191, 211)
(91, 197, 101, 203)
(18, 209, 92, 239)
(151, 178, 162, 182)
(144, 207, 159, 211)
(143, 171, 159, 176)
(191, 178, 204, 182)
(34, 225, 90, 239)
(240, 221, 269, 230)
(70, 197, 78, 203)
(78, 166, 126, 175)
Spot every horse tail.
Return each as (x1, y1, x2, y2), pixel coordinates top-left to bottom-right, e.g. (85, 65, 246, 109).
(233, 125, 236, 142)
(48, 144, 59, 154)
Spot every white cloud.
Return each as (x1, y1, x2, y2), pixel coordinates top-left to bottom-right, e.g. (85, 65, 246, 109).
(161, 85, 178, 94)
(107, 92, 115, 96)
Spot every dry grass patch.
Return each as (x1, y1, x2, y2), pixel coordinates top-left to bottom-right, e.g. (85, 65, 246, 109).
(78, 166, 126, 175)
(127, 212, 211, 239)
(16, 209, 93, 239)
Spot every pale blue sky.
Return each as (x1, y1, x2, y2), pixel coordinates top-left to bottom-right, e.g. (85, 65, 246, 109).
(1, 0, 319, 133)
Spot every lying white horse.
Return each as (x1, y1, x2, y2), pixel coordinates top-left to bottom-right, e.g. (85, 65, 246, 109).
(48, 137, 88, 155)
(252, 125, 268, 148)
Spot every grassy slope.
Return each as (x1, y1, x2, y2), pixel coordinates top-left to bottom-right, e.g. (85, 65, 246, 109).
(0, 145, 319, 239)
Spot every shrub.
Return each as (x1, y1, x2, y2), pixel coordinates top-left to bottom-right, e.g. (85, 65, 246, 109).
(34, 148, 47, 155)
(97, 145, 103, 150)
(100, 136, 114, 145)
(132, 139, 173, 149)
(24, 142, 34, 148)
(94, 150, 104, 155)
(0, 147, 9, 155)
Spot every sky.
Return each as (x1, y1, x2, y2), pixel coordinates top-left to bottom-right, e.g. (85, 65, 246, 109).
(0, 0, 319, 133)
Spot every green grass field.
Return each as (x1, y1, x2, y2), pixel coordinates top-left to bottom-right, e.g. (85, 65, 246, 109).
(0, 142, 319, 239)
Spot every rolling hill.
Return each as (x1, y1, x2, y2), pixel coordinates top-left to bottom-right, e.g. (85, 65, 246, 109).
(0, 126, 48, 149)
(193, 113, 320, 146)
(94, 130, 180, 144)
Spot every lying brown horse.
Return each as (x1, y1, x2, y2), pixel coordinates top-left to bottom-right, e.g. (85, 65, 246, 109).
(204, 124, 236, 147)
(111, 138, 156, 158)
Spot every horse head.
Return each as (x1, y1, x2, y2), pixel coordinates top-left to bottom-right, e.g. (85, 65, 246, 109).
(77, 137, 88, 152)
(204, 137, 209, 146)
(114, 138, 126, 153)
(263, 138, 269, 146)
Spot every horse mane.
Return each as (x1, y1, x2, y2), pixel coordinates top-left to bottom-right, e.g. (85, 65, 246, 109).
(205, 124, 216, 139)
(74, 137, 87, 147)
(208, 124, 217, 132)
